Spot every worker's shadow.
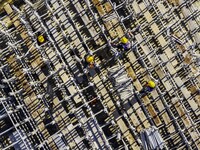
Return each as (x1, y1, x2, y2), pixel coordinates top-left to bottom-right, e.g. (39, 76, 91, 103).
(113, 97, 138, 120)
(95, 47, 115, 68)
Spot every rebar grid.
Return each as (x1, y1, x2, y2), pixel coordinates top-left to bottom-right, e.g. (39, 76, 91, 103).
(0, 0, 199, 149)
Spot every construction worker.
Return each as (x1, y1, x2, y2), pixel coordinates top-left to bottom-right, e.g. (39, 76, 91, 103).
(139, 80, 156, 97)
(37, 33, 47, 45)
(83, 54, 100, 74)
(119, 37, 131, 51)
(84, 54, 95, 68)
(111, 36, 131, 52)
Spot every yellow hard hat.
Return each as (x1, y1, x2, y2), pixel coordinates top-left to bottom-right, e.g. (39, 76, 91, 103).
(86, 55, 94, 63)
(121, 37, 128, 44)
(148, 80, 156, 88)
(38, 35, 45, 43)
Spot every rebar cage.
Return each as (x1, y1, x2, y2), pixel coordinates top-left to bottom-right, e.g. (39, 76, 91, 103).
(0, 0, 199, 149)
